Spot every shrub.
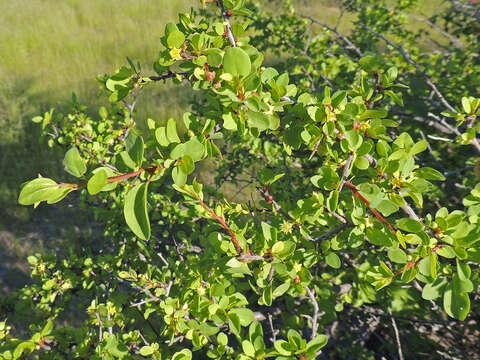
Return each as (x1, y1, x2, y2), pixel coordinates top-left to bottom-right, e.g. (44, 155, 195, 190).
(2, 0, 479, 359)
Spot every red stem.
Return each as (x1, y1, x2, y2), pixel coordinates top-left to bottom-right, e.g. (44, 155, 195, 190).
(344, 180, 396, 234)
(193, 193, 244, 254)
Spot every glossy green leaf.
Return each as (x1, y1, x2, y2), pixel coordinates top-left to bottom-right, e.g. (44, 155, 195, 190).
(443, 284, 470, 320)
(172, 166, 187, 187)
(87, 169, 108, 195)
(228, 308, 254, 327)
(18, 177, 73, 205)
(167, 118, 181, 143)
(167, 30, 185, 48)
(124, 182, 150, 240)
(396, 218, 423, 233)
(223, 47, 251, 77)
(63, 147, 86, 178)
(325, 253, 341, 269)
(388, 248, 407, 263)
(172, 349, 192, 360)
(271, 241, 296, 260)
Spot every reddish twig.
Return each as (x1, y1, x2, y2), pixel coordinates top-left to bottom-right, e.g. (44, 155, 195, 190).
(344, 180, 396, 234)
(192, 193, 244, 254)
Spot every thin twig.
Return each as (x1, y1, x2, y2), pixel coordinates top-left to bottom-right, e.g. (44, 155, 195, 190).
(217, 0, 236, 47)
(313, 223, 350, 242)
(357, 22, 457, 113)
(338, 153, 354, 192)
(95, 312, 103, 346)
(301, 15, 363, 57)
(389, 308, 405, 360)
(304, 286, 320, 340)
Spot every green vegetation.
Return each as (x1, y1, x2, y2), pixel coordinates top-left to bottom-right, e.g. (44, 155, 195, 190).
(2, 0, 480, 358)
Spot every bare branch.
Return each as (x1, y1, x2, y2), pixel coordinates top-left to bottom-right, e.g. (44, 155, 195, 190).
(301, 15, 363, 57)
(357, 22, 457, 113)
(217, 1, 236, 47)
(304, 286, 320, 340)
(389, 308, 405, 360)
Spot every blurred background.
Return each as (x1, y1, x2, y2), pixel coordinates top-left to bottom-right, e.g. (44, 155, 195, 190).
(0, 0, 443, 292)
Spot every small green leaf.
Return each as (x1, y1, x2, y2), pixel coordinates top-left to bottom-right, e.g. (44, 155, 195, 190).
(409, 140, 428, 155)
(139, 346, 154, 356)
(124, 183, 150, 240)
(396, 218, 423, 233)
(306, 334, 328, 353)
(271, 241, 296, 260)
(422, 278, 447, 300)
(167, 30, 185, 48)
(184, 137, 205, 161)
(87, 169, 108, 195)
(274, 340, 293, 356)
(272, 282, 290, 298)
(18, 177, 73, 205)
(167, 118, 181, 143)
(172, 166, 187, 187)
(246, 110, 270, 131)
(242, 340, 256, 357)
(180, 155, 195, 175)
(443, 284, 470, 320)
(121, 133, 144, 169)
(388, 248, 407, 263)
(172, 349, 192, 360)
(223, 47, 251, 77)
(63, 147, 87, 178)
(415, 167, 445, 181)
(228, 308, 254, 327)
(155, 127, 170, 147)
(325, 253, 341, 269)
(462, 97, 471, 114)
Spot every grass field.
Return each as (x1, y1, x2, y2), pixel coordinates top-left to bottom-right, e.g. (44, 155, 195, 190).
(0, 0, 444, 290)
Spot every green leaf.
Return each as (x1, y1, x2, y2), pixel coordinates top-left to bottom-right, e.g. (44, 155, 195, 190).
(246, 110, 270, 131)
(206, 48, 223, 67)
(167, 118, 181, 143)
(242, 340, 256, 357)
(124, 183, 150, 240)
(357, 109, 388, 121)
(167, 30, 185, 48)
(184, 137, 205, 161)
(87, 169, 108, 195)
(271, 241, 296, 260)
(388, 248, 407, 263)
(227, 312, 241, 336)
(325, 253, 341, 269)
(172, 166, 187, 187)
(415, 167, 445, 181)
(228, 308, 254, 327)
(121, 133, 144, 169)
(396, 218, 423, 233)
(422, 278, 447, 300)
(180, 155, 195, 175)
(261, 284, 272, 306)
(18, 177, 73, 205)
(306, 334, 328, 353)
(63, 146, 87, 178)
(272, 282, 290, 298)
(155, 127, 170, 147)
(462, 97, 471, 114)
(223, 47, 251, 77)
(409, 140, 428, 155)
(443, 284, 470, 320)
(172, 349, 192, 360)
(140, 345, 155, 356)
(274, 340, 293, 356)
(345, 130, 362, 150)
